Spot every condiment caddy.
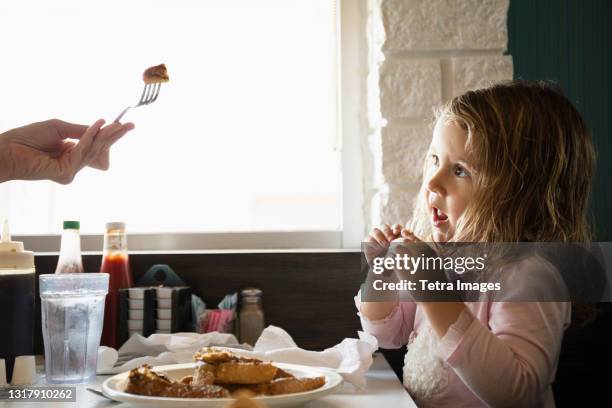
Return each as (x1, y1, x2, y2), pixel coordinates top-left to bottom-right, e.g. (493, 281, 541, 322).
(118, 265, 192, 344)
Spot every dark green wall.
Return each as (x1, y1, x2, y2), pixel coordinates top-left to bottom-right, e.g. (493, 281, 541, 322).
(508, 0, 612, 240)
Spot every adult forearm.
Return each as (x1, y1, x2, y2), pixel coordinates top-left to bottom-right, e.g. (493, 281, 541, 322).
(0, 132, 15, 182)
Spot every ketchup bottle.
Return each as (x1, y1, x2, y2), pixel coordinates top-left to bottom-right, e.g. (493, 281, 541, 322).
(100, 222, 133, 348)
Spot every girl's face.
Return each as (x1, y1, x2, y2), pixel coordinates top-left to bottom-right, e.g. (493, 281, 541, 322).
(424, 120, 474, 242)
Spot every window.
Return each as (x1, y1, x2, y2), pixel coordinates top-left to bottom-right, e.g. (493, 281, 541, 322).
(0, 0, 352, 249)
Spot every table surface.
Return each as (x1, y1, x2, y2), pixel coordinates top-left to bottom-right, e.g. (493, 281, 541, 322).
(0, 353, 416, 407)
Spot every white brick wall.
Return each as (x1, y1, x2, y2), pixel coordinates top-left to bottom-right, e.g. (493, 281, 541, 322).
(363, 0, 513, 232)
(451, 55, 514, 96)
(381, 126, 431, 184)
(381, 0, 509, 52)
(380, 59, 442, 118)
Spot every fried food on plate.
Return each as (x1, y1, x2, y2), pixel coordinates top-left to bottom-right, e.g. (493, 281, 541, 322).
(214, 362, 278, 385)
(179, 375, 193, 385)
(120, 348, 327, 399)
(223, 376, 325, 397)
(121, 364, 229, 398)
(174, 383, 231, 399)
(120, 364, 172, 396)
(194, 348, 260, 364)
(143, 64, 169, 84)
(194, 348, 278, 385)
(261, 376, 326, 396)
(193, 363, 216, 386)
(273, 367, 295, 379)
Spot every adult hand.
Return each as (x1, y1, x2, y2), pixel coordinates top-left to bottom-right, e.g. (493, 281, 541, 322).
(0, 118, 134, 184)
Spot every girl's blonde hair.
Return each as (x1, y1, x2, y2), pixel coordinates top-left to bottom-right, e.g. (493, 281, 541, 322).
(410, 80, 596, 242)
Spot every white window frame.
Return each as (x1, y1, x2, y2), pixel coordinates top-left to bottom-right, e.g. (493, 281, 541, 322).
(14, 0, 366, 253)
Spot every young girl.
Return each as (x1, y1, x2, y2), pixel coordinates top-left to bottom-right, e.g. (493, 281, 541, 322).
(356, 80, 596, 407)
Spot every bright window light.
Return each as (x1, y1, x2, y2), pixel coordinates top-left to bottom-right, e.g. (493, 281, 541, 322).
(0, 0, 341, 235)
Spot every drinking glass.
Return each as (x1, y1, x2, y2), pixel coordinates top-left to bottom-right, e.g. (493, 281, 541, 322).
(40, 273, 108, 384)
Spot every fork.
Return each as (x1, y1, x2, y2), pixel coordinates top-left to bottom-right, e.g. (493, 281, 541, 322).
(114, 82, 162, 123)
(86, 387, 113, 400)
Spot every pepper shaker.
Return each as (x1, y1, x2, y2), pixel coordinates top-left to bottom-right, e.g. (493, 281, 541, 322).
(239, 288, 264, 346)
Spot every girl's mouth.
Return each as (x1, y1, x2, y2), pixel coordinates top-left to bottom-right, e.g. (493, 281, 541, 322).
(432, 207, 449, 227)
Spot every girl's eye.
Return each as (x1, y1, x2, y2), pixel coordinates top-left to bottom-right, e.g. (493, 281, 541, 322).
(430, 154, 439, 167)
(454, 165, 470, 178)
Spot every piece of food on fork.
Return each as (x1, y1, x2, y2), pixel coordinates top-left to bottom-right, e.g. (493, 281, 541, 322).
(113, 64, 168, 123)
(143, 64, 170, 84)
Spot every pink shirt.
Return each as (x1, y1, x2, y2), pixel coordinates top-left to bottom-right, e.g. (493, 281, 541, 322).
(356, 256, 570, 407)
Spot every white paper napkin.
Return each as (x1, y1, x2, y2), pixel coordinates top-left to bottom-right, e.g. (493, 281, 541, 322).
(97, 326, 378, 388)
(246, 326, 378, 388)
(97, 331, 241, 374)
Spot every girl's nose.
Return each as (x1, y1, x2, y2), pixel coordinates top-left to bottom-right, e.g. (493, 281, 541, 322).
(426, 168, 446, 196)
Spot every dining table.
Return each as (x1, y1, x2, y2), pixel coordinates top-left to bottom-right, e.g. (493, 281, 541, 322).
(0, 353, 416, 407)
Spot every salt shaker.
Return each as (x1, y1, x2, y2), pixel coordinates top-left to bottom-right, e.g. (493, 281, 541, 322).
(239, 288, 264, 346)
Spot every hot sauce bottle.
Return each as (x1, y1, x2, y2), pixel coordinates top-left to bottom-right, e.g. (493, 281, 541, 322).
(100, 222, 133, 348)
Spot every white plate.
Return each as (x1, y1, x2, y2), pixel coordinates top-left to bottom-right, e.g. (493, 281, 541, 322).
(102, 362, 343, 408)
